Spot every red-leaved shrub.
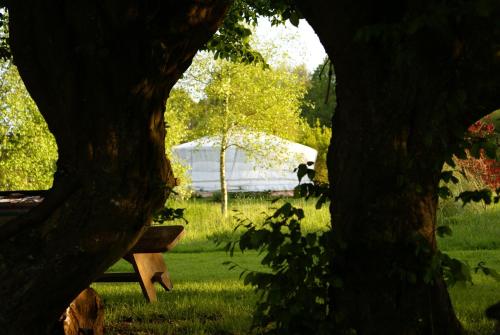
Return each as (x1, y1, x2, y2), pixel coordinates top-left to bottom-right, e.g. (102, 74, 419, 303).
(456, 117, 500, 190)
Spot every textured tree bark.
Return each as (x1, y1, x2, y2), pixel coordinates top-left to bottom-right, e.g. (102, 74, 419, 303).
(0, 1, 230, 334)
(297, 0, 500, 334)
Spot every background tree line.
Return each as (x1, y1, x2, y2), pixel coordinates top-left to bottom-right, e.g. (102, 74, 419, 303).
(1, 53, 335, 193)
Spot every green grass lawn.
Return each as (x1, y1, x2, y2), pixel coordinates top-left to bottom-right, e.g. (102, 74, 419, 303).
(93, 197, 500, 334)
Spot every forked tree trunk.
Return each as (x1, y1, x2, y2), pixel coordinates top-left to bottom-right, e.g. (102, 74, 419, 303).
(0, 1, 229, 334)
(298, 0, 500, 334)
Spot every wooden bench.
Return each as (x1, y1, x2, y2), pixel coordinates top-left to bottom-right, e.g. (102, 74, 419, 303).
(0, 191, 185, 303)
(95, 225, 185, 302)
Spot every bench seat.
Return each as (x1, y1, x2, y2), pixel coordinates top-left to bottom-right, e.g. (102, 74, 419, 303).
(96, 225, 185, 302)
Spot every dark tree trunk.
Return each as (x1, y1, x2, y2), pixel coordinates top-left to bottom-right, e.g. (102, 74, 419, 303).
(297, 1, 500, 334)
(0, 1, 229, 334)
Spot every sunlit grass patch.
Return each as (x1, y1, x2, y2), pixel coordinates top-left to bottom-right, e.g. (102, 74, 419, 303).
(169, 197, 330, 253)
(448, 250, 500, 335)
(94, 197, 500, 334)
(99, 281, 256, 335)
(438, 203, 500, 251)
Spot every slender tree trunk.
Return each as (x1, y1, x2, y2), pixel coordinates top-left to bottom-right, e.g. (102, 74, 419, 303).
(219, 79, 231, 216)
(0, 1, 230, 333)
(220, 134, 228, 216)
(296, 0, 497, 333)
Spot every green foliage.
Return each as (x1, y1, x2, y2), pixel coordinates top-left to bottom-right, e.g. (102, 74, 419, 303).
(217, 164, 333, 334)
(456, 189, 500, 206)
(301, 59, 336, 127)
(0, 62, 57, 190)
(205, 4, 265, 64)
(224, 201, 333, 334)
(177, 54, 307, 145)
(165, 89, 199, 199)
(224, 159, 496, 333)
(297, 120, 331, 183)
(474, 261, 500, 282)
(197, 59, 305, 143)
(0, 9, 9, 60)
(292, 162, 330, 211)
(204, 0, 301, 64)
(153, 207, 187, 225)
(180, 57, 306, 213)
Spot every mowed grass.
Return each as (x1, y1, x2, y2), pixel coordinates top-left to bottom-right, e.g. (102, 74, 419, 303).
(438, 202, 500, 334)
(98, 252, 262, 335)
(93, 197, 500, 334)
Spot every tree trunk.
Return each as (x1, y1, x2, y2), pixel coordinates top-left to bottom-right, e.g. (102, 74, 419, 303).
(219, 79, 231, 216)
(220, 133, 228, 216)
(0, 1, 229, 334)
(297, 1, 499, 334)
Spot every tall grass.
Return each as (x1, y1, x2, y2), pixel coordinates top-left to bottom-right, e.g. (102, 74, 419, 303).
(168, 197, 330, 253)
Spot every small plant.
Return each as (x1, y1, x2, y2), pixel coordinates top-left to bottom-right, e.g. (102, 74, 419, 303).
(224, 201, 333, 334)
(222, 162, 334, 334)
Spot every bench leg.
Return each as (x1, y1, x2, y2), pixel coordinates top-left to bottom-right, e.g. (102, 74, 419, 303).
(127, 253, 173, 302)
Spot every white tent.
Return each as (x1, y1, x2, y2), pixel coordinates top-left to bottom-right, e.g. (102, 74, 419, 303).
(172, 134, 317, 192)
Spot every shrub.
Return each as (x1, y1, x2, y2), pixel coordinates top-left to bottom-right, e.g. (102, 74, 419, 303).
(225, 201, 333, 334)
(456, 116, 500, 190)
(297, 120, 331, 184)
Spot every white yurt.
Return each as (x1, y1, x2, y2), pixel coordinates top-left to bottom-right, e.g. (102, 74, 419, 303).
(172, 133, 317, 192)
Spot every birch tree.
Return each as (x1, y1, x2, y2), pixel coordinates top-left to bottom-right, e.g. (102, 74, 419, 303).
(195, 59, 306, 215)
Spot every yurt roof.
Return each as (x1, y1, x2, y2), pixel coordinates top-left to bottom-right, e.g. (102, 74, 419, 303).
(174, 133, 315, 155)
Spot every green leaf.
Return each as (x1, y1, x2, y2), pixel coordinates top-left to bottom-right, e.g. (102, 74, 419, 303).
(289, 11, 300, 27)
(456, 189, 493, 206)
(438, 186, 452, 199)
(474, 261, 500, 281)
(315, 194, 328, 209)
(440, 170, 459, 184)
(296, 163, 308, 182)
(436, 225, 453, 238)
(307, 168, 316, 181)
